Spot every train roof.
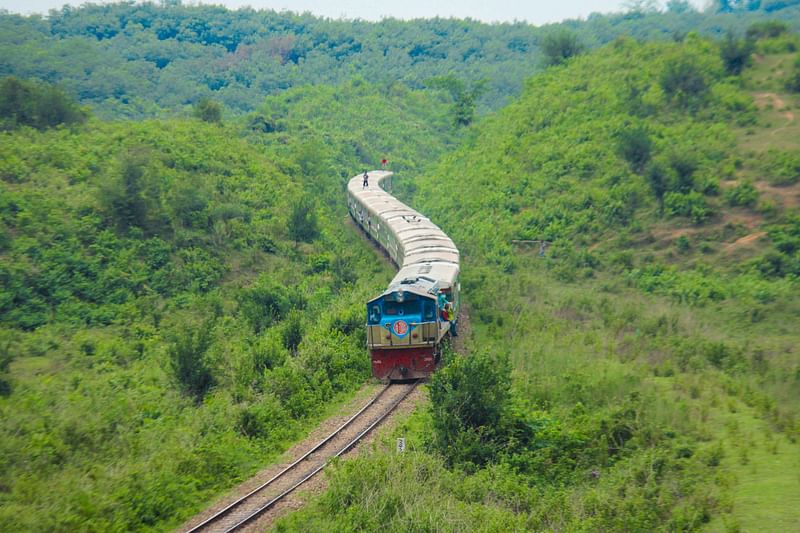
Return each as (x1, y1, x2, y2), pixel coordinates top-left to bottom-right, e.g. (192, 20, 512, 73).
(349, 171, 459, 290)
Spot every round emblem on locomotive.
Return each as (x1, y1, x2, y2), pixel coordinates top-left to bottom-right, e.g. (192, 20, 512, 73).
(392, 320, 409, 336)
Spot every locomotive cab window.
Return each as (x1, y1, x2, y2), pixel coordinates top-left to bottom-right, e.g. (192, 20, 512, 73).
(368, 305, 381, 324)
(384, 295, 420, 317)
(422, 299, 436, 321)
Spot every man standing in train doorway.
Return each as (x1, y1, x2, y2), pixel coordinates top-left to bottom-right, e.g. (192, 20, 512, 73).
(362, 170, 369, 188)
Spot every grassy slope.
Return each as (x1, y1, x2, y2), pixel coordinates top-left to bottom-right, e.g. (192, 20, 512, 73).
(275, 38, 800, 531)
(706, 45, 800, 533)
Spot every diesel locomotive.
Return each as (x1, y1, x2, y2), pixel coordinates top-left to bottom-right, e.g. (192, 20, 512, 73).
(347, 171, 460, 381)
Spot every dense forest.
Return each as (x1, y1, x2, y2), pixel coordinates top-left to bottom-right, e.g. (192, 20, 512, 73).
(2, 2, 800, 118)
(1, 1, 800, 531)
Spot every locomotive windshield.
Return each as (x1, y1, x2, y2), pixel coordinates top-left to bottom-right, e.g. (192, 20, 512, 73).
(384, 300, 419, 316)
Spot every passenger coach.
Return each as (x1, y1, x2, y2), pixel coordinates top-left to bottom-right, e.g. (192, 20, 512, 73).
(347, 171, 460, 380)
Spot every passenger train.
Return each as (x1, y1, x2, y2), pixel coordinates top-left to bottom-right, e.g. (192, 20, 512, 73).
(347, 171, 460, 381)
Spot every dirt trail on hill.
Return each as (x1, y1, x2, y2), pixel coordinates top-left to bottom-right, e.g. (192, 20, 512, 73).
(726, 231, 767, 253)
(753, 92, 795, 134)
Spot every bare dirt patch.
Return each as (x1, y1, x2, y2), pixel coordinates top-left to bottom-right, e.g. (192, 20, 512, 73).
(653, 226, 704, 240)
(725, 231, 767, 253)
(755, 180, 800, 210)
(752, 91, 796, 136)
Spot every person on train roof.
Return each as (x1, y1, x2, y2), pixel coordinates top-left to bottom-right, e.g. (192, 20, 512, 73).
(362, 170, 369, 188)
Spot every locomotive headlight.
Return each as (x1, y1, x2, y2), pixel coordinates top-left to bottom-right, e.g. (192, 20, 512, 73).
(396, 291, 405, 303)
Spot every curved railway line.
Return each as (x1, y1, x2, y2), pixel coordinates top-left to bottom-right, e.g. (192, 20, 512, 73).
(184, 169, 460, 531)
(183, 380, 419, 532)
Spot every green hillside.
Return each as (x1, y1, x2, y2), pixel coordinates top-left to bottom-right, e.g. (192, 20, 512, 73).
(0, 82, 455, 530)
(276, 34, 800, 531)
(2, 7, 800, 532)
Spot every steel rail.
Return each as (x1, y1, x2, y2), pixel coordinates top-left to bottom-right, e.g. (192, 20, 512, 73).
(186, 382, 394, 533)
(224, 380, 419, 532)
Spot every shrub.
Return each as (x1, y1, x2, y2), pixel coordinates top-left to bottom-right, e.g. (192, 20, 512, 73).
(237, 276, 292, 333)
(664, 191, 712, 223)
(646, 162, 669, 213)
(168, 321, 215, 402)
(756, 34, 799, 54)
(100, 147, 169, 234)
(660, 57, 708, 110)
(287, 195, 319, 245)
(746, 20, 788, 41)
(668, 151, 698, 193)
(617, 125, 652, 174)
(0, 332, 14, 396)
(541, 29, 585, 66)
(237, 394, 289, 439)
(786, 55, 800, 93)
(281, 310, 304, 353)
(429, 351, 512, 466)
(720, 32, 754, 76)
(0, 76, 87, 130)
(760, 150, 800, 185)
(724, 180, 759, 207)
(193, 97, 222, 123)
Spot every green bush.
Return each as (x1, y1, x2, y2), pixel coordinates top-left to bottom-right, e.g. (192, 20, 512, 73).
(237, 276, 292, 333)
(99, 147, 169, 234)
(617, 125, 652, 174)
(288, 195, 320, 245)
(720, 32, 754, 75)
(0, 76, 87, 130)
(664, 191, 712, 223)
(786, 54, 800, 93)
(168, 320, 215, 402)
(746, 20, 789, 41)
(429, 351, 513, 466)
(756, 34, 799, 54)
(541, 29, 585, 66)
(725, 180, 759, 207)
(660, 55, 709, 110)
(193, 97, 222, 123)
(760, 149, 800, 185)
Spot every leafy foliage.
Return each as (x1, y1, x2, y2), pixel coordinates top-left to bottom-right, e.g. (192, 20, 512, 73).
(541, 29, 585, 66)
(617, 124, 652, 173)
(660, 52, 710, 109)
(0, 76, 87, 130)
(720, 31, 755, 75)
(2, 4, 799, 118)
(787, 54, 800, 91)
(287, 195, 319, 245)
(193, 97, 222, 123)
(168, 320, 215, 402)
(429, 351, 512, 466)
(725, 179, 759, 207)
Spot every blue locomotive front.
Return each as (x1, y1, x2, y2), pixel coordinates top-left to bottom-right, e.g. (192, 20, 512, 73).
(366, 277, 455, 380)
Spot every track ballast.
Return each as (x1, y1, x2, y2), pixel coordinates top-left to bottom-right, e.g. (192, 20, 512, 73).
(183, 381, 418, 532)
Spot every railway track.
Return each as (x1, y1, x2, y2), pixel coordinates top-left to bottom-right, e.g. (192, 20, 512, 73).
(184, 380, 419, 533)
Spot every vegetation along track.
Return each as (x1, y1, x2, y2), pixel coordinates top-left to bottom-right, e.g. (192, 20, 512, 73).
(183, 381, 419, 532)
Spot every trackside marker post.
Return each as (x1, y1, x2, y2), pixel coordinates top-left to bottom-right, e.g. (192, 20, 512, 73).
(397, 437, 406, 453)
